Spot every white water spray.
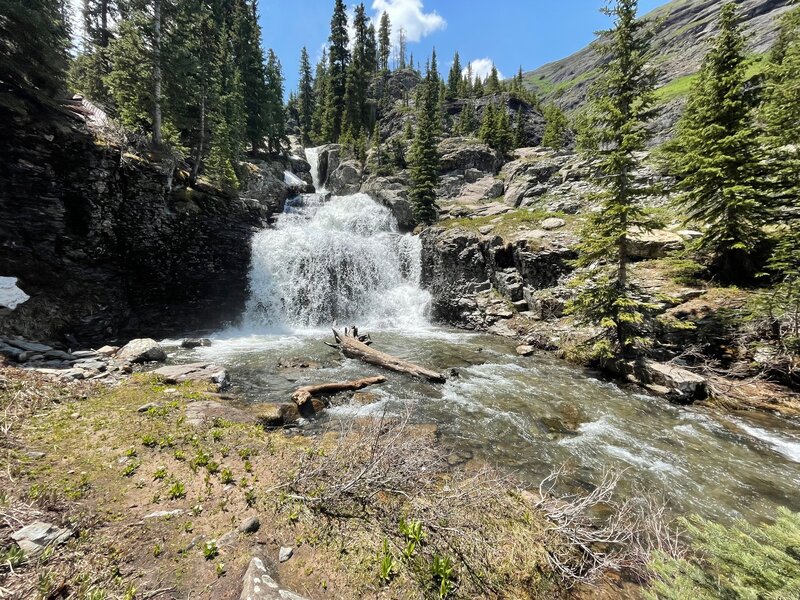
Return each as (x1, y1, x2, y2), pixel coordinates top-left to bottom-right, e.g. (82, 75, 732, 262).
(305, 146, 326, 193)
(243, 148, 430, 332)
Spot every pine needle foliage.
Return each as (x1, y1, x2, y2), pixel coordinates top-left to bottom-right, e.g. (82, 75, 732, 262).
(568, 0, 659, 358)
(646, 509, 800, 600)
(408, 53, 441, 225)
(664, 2, 768, 282)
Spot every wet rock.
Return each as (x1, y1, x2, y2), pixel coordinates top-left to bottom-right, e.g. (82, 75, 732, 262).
(181, 338, 212, 349)
(630, 360, 707, 403)
(361, 174, 415, 232)
(12, 521, 73, 556)
(239, 516, 260, 533)
(152, 362, 228, 389)
(2, 338, 53, 353)
(279, 546, 293, 563)
(516, 345, 536, 356)
(254, 403, 300, 427)
(0, 341, 23, 361)
(352, 391, 380, 405)
(277, 357, 322, 369)
(327, 160, 362, 196)
(117, 338, 167, 363)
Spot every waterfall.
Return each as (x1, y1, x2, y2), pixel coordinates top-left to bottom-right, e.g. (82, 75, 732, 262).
(244, 180, 430, 331)
(305, 146, 326, 193)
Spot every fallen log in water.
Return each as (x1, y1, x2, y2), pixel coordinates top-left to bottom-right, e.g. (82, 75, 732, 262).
(328, 328, 446, 383)
(291, 376, 387, 407)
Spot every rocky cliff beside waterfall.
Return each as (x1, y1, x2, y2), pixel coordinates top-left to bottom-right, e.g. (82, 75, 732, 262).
(0, 104, 313, 343)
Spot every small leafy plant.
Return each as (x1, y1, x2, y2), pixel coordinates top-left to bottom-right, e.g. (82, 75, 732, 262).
(203, 540, 218, 560)
(378, 539, 396, 584)
(220, 467, 234, 484)
(431, 554, 455, 598)
(168, 481, 186, 500)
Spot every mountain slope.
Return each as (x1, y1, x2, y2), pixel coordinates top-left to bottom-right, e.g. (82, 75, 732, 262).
(524, 0, 793, 142)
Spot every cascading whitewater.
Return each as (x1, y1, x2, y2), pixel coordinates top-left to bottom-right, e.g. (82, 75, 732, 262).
(244, 159, 430, 331)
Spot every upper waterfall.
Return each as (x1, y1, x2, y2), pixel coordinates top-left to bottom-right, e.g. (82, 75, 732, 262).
(243, 178, 430, 331)
(305, 146, 326, 193)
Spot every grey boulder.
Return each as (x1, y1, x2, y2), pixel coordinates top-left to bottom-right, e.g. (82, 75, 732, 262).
(12, 521, 73, 556)
(116, 338, 167, 363)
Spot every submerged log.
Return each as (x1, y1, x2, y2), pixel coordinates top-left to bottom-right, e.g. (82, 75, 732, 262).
(330, 328, 446, 383)
(291, 376, 387, 407)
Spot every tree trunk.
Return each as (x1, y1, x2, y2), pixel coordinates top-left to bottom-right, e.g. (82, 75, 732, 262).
(291, 376, 387, 407)
(152, 0, 162, 148)
(329, 328, 446, 383)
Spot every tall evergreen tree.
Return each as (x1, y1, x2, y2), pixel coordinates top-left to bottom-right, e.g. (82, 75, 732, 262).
(297, 46, 315, 145)
(408, 52, 441, 225)
(478, 101, 496, 146)
(324, 0, 349, 142)
(486, 64, 501, 94)
(311, 49, 329, 143)
(569, 0, 658, 357)
(235, 0, 270, 153)
(106, 8, 153, 132)
(264, 48, 287, 155)
(342, 3, 370, 139)
(365, 22, 378, 74)
(70, 0, 117, 103)
(456, 100, 477, 136)
(447, 51, 462, 99)
(378, 11, 391, 72)
(664, 2, 767, 281)
(513, 107, 526, 148)
(1, 0, 69, 113)
(542, 103, 570, 148)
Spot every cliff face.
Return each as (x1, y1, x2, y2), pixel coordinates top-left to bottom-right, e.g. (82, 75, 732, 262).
(0, 110, 289, 343)
(524, 0, 792, 142)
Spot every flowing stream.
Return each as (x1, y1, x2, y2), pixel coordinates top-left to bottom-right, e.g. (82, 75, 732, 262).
(168, 147, 800, 525)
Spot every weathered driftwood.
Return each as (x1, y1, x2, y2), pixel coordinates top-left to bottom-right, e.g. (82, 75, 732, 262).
(291, 376, 387, 407)
(329, 328, 446, 383)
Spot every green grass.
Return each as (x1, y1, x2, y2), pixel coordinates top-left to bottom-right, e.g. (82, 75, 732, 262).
(441, 208, 579, 238)
(654, 53, 768, 104)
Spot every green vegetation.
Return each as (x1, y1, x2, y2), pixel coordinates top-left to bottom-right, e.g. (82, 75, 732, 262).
(646, 509, 800, 599)
(408, 51, 441, 225)
(663, 3, 767, 282)
(568, 0, 659, 358)
(541, 104, 570, 149)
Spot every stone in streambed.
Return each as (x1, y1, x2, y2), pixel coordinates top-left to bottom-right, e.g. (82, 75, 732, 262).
(181, 338, 212, 349)
(516, 345, 536, 357)
(116, 338, 167, 363)
(151, 362, 228, 389)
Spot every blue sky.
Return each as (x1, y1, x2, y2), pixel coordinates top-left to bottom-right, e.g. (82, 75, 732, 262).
(259, 0, 668, 96)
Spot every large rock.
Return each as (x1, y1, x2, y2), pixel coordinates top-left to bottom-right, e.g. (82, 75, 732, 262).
(361, 175, 415, 231)
(12, 521, 73, 556)
(631, 360, 707, 403)
(116, 338, 166, 363)
(151, 362, 228, 389)
(327, 160, 362, 196)
(184, 400, 257, 427)
(239, 556, 310, 600)
(437, 137, 503, 175)
(0, 276, 29, 313)
(626, 228, 685, 259)
(501, 155, 563, 207)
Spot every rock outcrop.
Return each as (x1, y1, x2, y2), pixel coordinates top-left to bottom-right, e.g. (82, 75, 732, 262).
(0, 108, 298, 343)
(361, 174, 416, 231)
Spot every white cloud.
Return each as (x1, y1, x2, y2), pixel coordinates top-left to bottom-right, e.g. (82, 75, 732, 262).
(371, 0, 447, 43)
(463, 58, 503, 82)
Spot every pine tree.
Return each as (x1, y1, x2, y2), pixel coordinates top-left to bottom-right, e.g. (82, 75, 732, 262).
(664, 2, 767, 281)
(365, 22, 378, 74)
(264, 49, 287, 155)
(456, 100, 477, 136)
(568, 0, 659, 357)
(493, 104, 513, 154)
(69, 0, 117, 104)
(342, 3, 370, 139)
(324, 0, 349, 142)
(234, 0, 270, 153)
(542, 103, 570, 148)
(478, 102, 496, 146)
(486, 65, 500, 94)
(106, 10, 153, 132)
(311, 49, 329, 143)
(298, 46, 315, 145)
(1, 0, 69, 113)
(378, 11, 391, 72)
(408, 53, 441, 225)
(473, 75, 484, 97)
(447, 51, 462, 99)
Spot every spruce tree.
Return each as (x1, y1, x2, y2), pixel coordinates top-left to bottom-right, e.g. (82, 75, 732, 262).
(70, 0, 117, 104)
(486, 65, 500, 94)
(665, 2, 767, 281)
(493, 104, 513, 154)
(447, 51, 462, 99)
(365, 22, 378, 75)
(542, 103, 569, 148)
(234, 0, 270, 153)
(311, 49, 329, 143)
(0, 0, 69, 112)
(106, 11, 153, 132)
(324, 0, 349, 142)
(478, 102, 496, 147)
(378, 11, 391, 72)
(456, 100, 477, 136)
(298, 46, 315, 145)
(569, 0, 658, 357)
(513, 107, 526, 149)
(342, 3, 370, 139)
(264, 49, 287, 155)
(408, 53, 441, 225)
